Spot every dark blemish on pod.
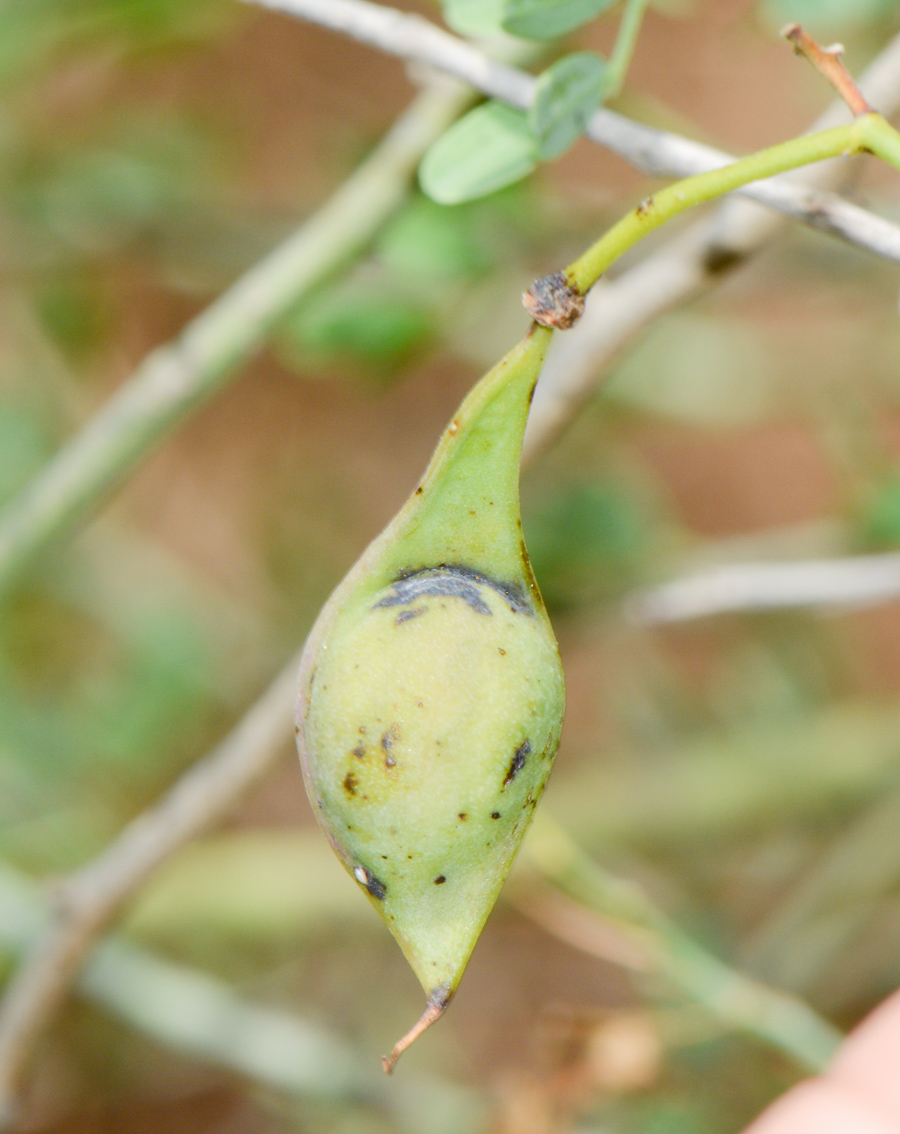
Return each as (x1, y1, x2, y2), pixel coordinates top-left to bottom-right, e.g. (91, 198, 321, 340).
(498, 648, 506, 656)
(458, 813, 468, 821)
(353, 865, 387, 900)
(527, 381, 536, 406)
(395, 606, 425, 625)
(491, 812, 501, 820)
(343, 772, 358, 796)
(415, 485, 424, 495)
(375, 565, 532, 617)
(503, 740, 532, 787)
(294, 724, 299, 734)
(434, 875, 446, 885)
(352, 744, 366, 760)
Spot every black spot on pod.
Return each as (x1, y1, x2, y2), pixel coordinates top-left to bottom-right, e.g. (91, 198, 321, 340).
(491, 812, 501, 820)
(434, 875, 446, 885)
(354, 864, 387, 900)
(503, 740, 532, 787)
(343, 772, 358, 796)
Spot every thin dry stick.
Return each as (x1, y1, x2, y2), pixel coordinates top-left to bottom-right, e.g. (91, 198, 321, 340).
(0, 656, 300, 1126)
(742, 779, 900, 997)
(783, 23, 873, 117)
(623, 554, 900, 625)
(0, 866, 482, 1131)
(521, 813, 843, 1072)
(246, 0, 900, 261)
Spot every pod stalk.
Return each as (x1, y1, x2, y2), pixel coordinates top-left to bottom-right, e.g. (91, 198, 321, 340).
(382, 986, 452, 1074)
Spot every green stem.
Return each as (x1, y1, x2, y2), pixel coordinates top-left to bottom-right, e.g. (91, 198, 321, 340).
(604, 0, 649, 101)
(522, 813, 843, 1073)
(566, 120, 869, 294)
(859, 111, 900, 172)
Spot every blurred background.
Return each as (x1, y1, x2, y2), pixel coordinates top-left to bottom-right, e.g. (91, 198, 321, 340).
(4, 0, 900, 1130)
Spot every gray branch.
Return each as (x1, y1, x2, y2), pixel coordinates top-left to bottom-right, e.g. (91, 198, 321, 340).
(626, 554, 900, 625)
(247, 0, 900, 263)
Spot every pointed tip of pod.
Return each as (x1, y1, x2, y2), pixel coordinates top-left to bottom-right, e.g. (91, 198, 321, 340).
(381, 984, 453, 1075)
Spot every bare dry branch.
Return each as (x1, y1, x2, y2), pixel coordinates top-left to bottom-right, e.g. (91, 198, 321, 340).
(783, 23, 873, 117)
(625, 555, 900, 625)
(0, 656, 300, 1125)
(246, 0, 900, 263)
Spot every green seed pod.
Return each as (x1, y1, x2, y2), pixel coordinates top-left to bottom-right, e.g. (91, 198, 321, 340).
(295, 325, 565, 1070)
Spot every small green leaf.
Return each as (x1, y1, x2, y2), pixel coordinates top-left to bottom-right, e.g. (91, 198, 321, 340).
(529, 52, 607, 160)
(501, 0, 620, 40)
(442, 0, 506, 37)
(419, 101, 537, 205)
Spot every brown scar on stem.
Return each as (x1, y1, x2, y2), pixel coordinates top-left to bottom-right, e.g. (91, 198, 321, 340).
(522, 270, 585, 330)
(382, 985, 452, 1074)
(636, 195, 655, 218)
